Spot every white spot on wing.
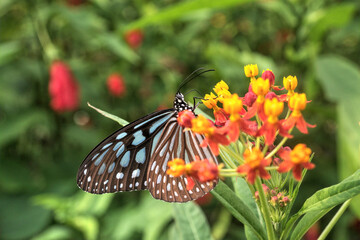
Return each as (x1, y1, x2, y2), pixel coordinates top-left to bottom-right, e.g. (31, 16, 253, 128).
(87, 176, 91, 182)
(131, 169, 140, 178)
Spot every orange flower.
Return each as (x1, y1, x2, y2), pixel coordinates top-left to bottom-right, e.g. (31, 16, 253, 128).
(243, 78, 270, 121)
(177, 110, 195, 128)
(166, 158, 188, 177)
(257, 98, 292, 145)
(222, 94, 245, 119)
(283, 93, 316, 134)
(237, 147, 271, 184)
(202, 93, 229, 126)
(277, 144, 315, 181)
(191, 115, 230, 155)
(166, 157, 220, 191)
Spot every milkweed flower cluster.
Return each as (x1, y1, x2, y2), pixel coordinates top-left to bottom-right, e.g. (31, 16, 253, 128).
(167, 64, 316, 191)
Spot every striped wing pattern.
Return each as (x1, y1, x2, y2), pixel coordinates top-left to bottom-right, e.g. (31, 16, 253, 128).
(77, 109, 175, 194)
(147, 117, 218, 202)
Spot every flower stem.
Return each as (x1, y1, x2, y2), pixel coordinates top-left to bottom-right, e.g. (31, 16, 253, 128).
(318, 199, 352, 240)
(255, 177, 276, 240)
(265, 137, 288, 159)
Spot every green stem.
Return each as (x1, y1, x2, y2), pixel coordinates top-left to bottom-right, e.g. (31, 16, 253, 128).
(318, 199, 352, 240)
(219, 145, 243, 166)
(255, 177, 276, 240)
(265, 137, 288, 159)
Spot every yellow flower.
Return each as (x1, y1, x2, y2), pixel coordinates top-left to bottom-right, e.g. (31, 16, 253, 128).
(290, 144, 312, 164)
(191, 115, 214, 135)
(283, 75, 298, 94)
(288, 93, 307, 116)
(264, 98, 284, 124)
(251, 78, 270, 103)
(213, 80, 229, 94)
(202, 92, 218, 109)
(244, 64, 259, 78)
(222, 93, 243, 116)
(167, 158, 187, 177)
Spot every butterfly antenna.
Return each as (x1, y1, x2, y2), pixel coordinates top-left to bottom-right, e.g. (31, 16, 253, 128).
(177, 69, 215, 93)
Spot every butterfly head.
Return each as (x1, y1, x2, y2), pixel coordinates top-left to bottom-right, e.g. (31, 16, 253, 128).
(174, 92, 193, 113)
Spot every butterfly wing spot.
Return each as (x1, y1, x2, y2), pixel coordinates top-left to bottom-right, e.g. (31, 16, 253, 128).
(108, 162, 115, 173)
(114, 185, 117, 190)
(196, 187, 200, 192)
(201, 184, 205, 189)
(144, 181, 147, 186)
(84, 169, 87, 175)
(129, 183, 133, 188)
(157, 174, 162, 184)
(98, 163, 106, 175)
(101, 142, 113, 150)
(155, 165, 159, 174)
(87, 176, 91, 182)
(163, 175, 167, 183)
(116, 144, 125, 158)
(135, 182, 139, 187)
(131, 169, 140, 178)
(120, 151, 131, 167)
(113, 141, 123, 151)
(104, 180, 109, 185)
(116, 132, 127, 140)
(178, 182, 183, 191)
(167, 183, 171, 191)
(132, 130, 146, 146)
(94, 149, 109, 166)
(135, 147, 146, 164)
(116, 172, 124, 179)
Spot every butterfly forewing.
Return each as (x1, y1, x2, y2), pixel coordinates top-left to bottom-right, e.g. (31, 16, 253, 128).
(77, 109, 176, 194)
(147, 117, 218, 202)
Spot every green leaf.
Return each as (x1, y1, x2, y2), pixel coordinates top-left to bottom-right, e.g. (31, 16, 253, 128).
(307, 3, 357, 42)
(337, 100, 360, 217)
(232, 178, 264, 239)
(0, 110, 48, 148)
(212, 181, 266, 240)
(124, 0, 256, 31)
(290, 207, 333, 240)
(32, 225, 74, 240)
(0, 196, 51, 240)
(173, 202, 212, 240)
(0, 41, 21, 66)
(88, 102, 129, 126)
(298, 169, 360, 215)
(315, 55, 360, 101)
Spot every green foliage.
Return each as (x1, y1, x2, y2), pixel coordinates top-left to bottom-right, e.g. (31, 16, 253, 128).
(1, 0, 360, 239)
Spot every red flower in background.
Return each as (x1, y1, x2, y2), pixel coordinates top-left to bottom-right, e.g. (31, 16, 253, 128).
(107, 73, 126, 97)
(124, 29, 144, 49)
(66, 0, 86, 6)
(49, 61, 79, 112)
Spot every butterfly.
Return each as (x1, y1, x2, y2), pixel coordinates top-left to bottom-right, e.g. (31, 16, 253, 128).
(76, 70, 218, 202)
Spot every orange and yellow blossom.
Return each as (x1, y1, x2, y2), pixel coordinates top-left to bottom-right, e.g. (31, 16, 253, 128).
(244, 64, 259, 80)
(277, 144, 315, 181)
(191, 115, 230, 155)
(222, 94, 257, 142)
(202, 92, 228, 126)
(167, 157, 220, 190)
(244, 77, 270, 121)
(283, 93, 316, 134)
(237, 147, 271, 184)
(257, 98, 292, 145)
(283, 75, 298, 95)
(177, 110, 195, 128)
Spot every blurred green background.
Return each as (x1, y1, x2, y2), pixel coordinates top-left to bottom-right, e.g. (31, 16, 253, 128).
(1, 0, 360, 239)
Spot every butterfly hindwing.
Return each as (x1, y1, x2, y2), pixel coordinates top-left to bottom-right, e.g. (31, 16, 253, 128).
(147, 117, 218, 202)
(76, 109, 176, 194)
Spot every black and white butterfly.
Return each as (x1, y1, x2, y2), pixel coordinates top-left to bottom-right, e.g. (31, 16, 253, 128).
(77, 70, 218, 203)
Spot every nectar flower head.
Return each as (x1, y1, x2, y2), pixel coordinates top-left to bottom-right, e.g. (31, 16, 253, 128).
(277, 144, 315, 181)
(202, 92, 218, 109)
(264, 98, 284, 124)
(222, 94, 243, 116)
(49, 61, 79, 113)
(290, 143, 312, 164)
(213, 80, 229, 94)
(252, 78, 270, 103)
(261, 69, 275, 86)
(244, 64, 259, 78)
(124, 29, 144, 49)
(177, 110, 195, 128)
(191, 115, 214, 135)
(166, 158, 188, 177)
(288, 93, 307, 113)
(189, 158, 220, 183)
(283, 75, 298, 93)
(237, 147, 271, 184)
(107, 73, 126, 97)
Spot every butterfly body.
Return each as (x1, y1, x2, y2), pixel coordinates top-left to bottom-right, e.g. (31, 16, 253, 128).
(77, 92, 218, 202)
